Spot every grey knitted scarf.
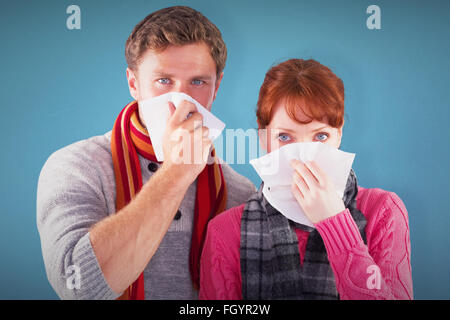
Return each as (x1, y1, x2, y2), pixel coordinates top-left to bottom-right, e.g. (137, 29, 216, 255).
(240, 169, 367, 300)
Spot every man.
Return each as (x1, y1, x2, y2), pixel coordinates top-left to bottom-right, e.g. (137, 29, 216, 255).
(37, 6, 256, 300)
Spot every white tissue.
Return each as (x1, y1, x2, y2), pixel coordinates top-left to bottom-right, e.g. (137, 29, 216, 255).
(139, 92, 226, 161)
(249, 142, 355, 227)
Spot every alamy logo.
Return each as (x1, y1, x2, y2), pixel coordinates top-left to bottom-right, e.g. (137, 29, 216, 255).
(66, 5, 81, 30)
(366, 265, 381, 290)
(366, 5, 381, 30)
(66, 265, 81, 290)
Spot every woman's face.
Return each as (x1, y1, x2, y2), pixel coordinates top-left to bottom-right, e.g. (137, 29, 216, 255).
(260, 99, 343, 153)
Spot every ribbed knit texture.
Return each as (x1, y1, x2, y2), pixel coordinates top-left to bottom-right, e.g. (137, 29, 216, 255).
(315, 209, 364, 256)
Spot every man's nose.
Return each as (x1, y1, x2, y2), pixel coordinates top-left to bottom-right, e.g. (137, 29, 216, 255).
(173, 82, 192, 96)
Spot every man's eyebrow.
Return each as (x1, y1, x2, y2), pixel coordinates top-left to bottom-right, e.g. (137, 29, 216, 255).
(150, 72, 214, 81)
(152, 71, 174, 78)
(190, 74, 214, 81)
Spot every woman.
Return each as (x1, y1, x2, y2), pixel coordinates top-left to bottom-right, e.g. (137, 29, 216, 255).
(199, 59, 413, 300)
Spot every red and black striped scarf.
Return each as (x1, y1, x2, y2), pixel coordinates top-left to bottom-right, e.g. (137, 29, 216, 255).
(111, 101, 227, 299)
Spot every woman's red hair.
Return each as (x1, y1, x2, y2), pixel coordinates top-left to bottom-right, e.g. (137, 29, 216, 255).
(256, 59, 345, 129)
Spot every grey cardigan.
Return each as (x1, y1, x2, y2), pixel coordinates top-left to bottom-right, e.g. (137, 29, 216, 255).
(36, 131, 256, 300)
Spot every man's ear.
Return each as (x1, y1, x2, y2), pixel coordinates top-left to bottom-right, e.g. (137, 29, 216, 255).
(212, 72, 224, 102)
(126, 67, 139, 101)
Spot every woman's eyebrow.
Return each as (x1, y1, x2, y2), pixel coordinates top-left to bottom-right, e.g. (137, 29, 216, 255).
(310, 125, 329, 132)
(274, 125, 329, 134)
(274, 127, 297, 134)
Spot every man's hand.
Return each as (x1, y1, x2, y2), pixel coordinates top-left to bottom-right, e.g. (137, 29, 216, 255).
(90, 100, 214, 295)
(290, 159, 346, 224)
(161, 100, 212, 185)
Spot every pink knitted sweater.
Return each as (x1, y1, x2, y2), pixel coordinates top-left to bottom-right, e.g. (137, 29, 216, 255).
(199, 187, 413, 300)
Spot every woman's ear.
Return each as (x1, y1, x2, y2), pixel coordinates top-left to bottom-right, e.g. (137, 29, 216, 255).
(258, 128, 269, 153)
(126, 68, 139, 101)
(337, 120, 344, 148)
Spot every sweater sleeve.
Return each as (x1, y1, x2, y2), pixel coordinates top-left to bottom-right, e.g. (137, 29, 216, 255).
(315, 192, 413, 300)
(36, 146, 121, 300)
(199, 206, 243, 300)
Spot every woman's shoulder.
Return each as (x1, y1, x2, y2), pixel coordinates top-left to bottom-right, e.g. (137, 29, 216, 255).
(357, 186, 407, 213)
(356, 186, 409, 233)
(208, 203, 245, 232)
(208, 203, 246, 241)
(203, 204, 246, 268)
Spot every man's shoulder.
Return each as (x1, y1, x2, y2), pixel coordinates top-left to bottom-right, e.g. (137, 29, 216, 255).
(46, 131, 113, 168)
(219, 161, 257, 208)
(220, 162, 256, 191)
(39, 131, 114, 187)
(37, 131, 116, 228)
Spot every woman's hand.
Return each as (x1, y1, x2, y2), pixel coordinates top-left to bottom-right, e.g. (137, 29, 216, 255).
(290, 159, 346, 224)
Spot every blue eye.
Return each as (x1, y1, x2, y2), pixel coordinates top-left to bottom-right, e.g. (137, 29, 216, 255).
(278, 133, 291, 142)
(192, 79, 204, 86)
(315, 132, 329, 141)
(158, 78, 171, 84)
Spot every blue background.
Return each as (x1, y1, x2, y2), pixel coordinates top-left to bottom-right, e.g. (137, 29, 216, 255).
(0, 0, 449, 299)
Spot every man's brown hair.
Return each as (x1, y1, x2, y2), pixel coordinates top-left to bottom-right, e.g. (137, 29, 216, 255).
(125, 6, 227, 76)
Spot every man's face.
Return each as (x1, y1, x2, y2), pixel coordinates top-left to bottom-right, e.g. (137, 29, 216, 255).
(127, 41, 223, 115)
